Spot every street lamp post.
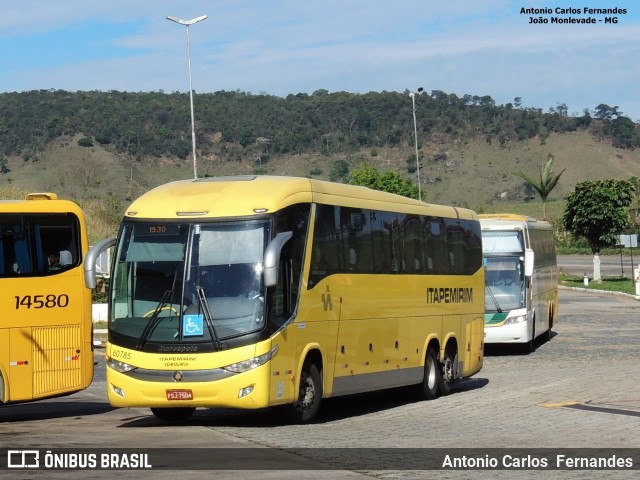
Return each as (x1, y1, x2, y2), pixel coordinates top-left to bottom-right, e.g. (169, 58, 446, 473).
(167, 14, 208, 179)
(409, 87, 424, 201)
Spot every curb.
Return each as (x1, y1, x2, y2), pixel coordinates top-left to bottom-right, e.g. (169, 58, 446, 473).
(558, 284, 640, 301)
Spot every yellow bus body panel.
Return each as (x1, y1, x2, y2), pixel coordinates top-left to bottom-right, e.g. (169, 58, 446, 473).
(0, 196, 93, 404)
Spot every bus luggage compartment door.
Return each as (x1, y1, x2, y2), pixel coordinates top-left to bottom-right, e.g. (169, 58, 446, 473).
(30, 325, 84, 398)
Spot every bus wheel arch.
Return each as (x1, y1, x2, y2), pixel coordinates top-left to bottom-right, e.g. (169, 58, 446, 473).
(284, 349, 323, 424)
(0, 372, 5, 404)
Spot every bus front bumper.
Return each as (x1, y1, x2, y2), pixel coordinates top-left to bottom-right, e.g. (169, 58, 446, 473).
(106, 364, 271, 410)
(484, 322, 529, 344)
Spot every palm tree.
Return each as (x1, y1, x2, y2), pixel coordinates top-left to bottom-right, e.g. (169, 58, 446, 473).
(514, 154, 565, 220)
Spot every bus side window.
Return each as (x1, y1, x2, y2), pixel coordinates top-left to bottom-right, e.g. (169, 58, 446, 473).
(309, 204, 337, 287)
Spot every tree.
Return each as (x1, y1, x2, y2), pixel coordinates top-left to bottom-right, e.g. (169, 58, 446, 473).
(329, 159, 349, 183)
(348, 164, 419, 199)
(563, 179, 635, 281)
(78, 137, 94, 148)
(609, 116, 639, 148)
(594, 104, 622, 120)
(513, 154, 565, 220)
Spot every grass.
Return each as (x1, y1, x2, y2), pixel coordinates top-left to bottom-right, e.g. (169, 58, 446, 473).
(559, 273, 638, 296)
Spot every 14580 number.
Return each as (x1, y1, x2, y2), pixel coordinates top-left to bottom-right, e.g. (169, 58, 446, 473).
(15, 294, 69, 309)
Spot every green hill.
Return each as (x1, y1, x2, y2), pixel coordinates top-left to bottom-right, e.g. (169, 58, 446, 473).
(1, 90, 638, 241)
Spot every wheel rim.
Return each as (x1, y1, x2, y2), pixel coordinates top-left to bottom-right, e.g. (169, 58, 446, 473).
(427, 357, 437, 390)
(295, 374, 316, 412)
(442, 357, 451, 384)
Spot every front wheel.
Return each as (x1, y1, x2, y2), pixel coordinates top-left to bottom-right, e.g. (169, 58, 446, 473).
(150, 407, 195, 422)
(283, 363, 323, 424)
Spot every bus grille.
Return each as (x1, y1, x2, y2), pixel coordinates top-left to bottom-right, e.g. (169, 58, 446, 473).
(32, 326, 83, 397)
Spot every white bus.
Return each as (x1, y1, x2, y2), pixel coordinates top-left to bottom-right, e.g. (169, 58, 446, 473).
(479, 214, 558, 349)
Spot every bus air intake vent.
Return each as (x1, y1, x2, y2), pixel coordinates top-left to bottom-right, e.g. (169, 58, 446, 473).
(32, 326, 83, 397)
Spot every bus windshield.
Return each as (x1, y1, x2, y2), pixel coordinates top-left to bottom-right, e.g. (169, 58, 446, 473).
(484, 256, 524, 312)
(110, 219, 271, 349)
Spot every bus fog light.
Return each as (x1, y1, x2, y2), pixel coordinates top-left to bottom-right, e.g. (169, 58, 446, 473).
(238, 386, 254, 398)
(112, 385, 126, 398)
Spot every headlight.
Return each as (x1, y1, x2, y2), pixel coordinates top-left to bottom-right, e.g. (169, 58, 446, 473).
(106, 357, 137, 373)
(222, 345, 278, 374)
(504, 315, 527, 325)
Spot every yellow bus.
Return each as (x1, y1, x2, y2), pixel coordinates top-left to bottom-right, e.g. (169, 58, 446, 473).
(92, 176, 484, 423)
(479, 214, 558, 350)
(0, 193, 95, 404)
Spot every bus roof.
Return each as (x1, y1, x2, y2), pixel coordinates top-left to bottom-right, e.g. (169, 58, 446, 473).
(0, 193, 84, 216)
(124, 175, 478, 221)
(479, 213, 551, 231)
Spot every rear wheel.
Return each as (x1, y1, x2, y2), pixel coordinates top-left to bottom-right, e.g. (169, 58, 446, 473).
(438, 349, 457, 396)
(284, 363, 323, 424)
(150, 407, 195, 422)
(418, 347, 439, 400)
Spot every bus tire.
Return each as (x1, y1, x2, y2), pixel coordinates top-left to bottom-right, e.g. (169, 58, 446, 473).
(150, 407, 195, 422)
(438, 349, 457, 396)
(527, 320, 536, 353)
(418, 347, 439, 400)
(284, 363, 323, 424)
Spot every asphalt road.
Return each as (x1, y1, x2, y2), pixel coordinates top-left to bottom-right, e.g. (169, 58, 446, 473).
(1, 288, 638, 479)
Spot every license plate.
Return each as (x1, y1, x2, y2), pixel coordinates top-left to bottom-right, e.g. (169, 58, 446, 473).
(166, 389, 193, 401)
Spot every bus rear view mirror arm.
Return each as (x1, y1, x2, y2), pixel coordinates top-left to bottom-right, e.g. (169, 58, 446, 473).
(85, 237, 116, 289)
(263, 231, 293, 287)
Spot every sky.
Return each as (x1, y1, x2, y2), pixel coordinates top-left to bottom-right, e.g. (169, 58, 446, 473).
(1, 1, 639, 120)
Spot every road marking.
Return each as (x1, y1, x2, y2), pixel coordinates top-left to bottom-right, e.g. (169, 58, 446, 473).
(537, 401, 582, 408)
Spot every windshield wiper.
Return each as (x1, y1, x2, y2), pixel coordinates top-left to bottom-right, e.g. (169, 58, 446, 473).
(195, 285, 222, 351)
(136, 288, 174, 350)
(485, 283, 503, 313)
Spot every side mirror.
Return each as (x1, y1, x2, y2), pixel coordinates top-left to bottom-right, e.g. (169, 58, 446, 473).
(263, 231, 293, 287)
(524, 248, 534, 278)
(84, 237, 116, 289)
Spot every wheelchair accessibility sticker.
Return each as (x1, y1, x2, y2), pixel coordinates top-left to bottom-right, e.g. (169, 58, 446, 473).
(182, 314, 204, 337)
